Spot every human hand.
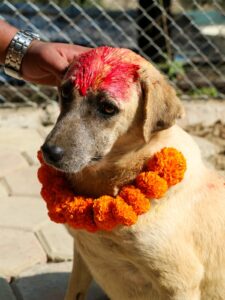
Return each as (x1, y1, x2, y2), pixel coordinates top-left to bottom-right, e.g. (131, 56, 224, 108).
(21, 40, 90, 86)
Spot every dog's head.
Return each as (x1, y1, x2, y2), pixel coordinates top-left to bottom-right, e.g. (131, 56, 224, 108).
(42, 46, 184, 173)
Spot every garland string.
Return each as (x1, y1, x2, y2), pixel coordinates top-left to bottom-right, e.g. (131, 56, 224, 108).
(37, 147, 186, 232)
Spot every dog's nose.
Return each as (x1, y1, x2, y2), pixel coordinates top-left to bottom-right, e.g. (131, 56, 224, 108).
(41, 143, 64, 163)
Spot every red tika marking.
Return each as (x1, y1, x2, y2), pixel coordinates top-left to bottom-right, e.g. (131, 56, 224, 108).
(207, 183, 216, 189)
(65, 46, 140, 101)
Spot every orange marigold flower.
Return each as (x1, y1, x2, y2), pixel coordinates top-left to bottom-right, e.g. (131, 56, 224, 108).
(119, 185, 150, 215)
(147, 147, 186, 186)
(136, 172, 168, 199)
(112, 196, 137, 226)
(93, 196, 117, 230)
(65, 197, 97, 232)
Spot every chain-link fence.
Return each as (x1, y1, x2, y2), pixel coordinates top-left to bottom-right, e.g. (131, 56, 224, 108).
(0, 0, 225, 107)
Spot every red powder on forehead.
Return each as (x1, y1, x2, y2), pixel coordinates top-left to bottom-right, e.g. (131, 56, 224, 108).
(66, 46, 140, 100)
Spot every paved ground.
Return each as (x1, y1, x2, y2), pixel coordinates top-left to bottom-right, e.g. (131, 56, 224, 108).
(0, 100, 224, 300)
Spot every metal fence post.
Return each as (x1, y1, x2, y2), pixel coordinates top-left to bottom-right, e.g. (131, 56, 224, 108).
(138, 0, 172, 63)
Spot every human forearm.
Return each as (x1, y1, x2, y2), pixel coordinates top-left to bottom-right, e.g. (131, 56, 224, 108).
(0, 20, 90, 86)
(0, 20, 18, 64)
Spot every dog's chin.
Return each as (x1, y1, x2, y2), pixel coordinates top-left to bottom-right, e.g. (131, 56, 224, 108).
(43, 156, 103, 175)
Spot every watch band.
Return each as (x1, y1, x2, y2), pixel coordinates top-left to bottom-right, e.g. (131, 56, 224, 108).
(4, 30, 40, 80)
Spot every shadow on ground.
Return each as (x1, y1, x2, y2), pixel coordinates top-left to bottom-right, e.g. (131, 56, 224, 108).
(12, 272, 109, 300)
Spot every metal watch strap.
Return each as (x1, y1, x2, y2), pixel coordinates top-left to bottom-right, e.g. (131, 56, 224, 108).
(4, 30, 40, 80)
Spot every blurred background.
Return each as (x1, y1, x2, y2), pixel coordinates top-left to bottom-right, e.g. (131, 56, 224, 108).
(0, 2, 224, 299)
(0, 0, 225, 106)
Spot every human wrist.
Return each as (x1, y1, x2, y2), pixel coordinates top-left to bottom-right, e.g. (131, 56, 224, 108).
(0, 22, 18, 64)
(3, 30, 40, 79)
(20, 39, 44, 76)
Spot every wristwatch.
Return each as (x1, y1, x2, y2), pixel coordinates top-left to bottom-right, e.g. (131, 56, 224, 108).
(4, 30, 40, 80)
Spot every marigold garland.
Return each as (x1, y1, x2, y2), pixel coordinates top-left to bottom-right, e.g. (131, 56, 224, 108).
(147, 148, 187, 187)
(37, 147, 186, 232)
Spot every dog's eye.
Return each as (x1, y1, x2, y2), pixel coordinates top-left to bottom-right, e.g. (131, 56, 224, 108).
(97, 101, 119, 117)
(61, 88, 68, 99)
(60, 80, 73, 102)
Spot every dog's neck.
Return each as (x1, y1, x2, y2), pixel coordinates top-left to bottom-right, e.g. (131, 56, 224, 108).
(67, 125, 204, 198)
(68, 145, 148, 197)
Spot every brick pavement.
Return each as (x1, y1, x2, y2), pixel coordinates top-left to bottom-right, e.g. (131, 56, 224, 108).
(0, 112, 107, 300)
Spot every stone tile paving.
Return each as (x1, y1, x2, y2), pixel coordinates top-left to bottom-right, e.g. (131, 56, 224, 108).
(0, 101, 224, 300)
(37, 223, 73, 262)
(0, 125, 75, 299)
(0, 228, 46, 279)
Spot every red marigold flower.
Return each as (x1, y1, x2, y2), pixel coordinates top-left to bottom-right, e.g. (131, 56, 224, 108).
(37, 150, 44, 164)
(41, 187, 55, 203)
(47, 199, 67, 224)
(37, 165, 55, 185)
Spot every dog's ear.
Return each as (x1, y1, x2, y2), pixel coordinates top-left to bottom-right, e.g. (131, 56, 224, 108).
(139, 65, 184, 143)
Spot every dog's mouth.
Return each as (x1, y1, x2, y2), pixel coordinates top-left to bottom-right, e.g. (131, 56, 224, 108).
(42, 152, 103, 174)
(91, 155, 103, 162)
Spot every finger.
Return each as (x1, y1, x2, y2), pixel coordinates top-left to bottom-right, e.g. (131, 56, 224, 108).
(23, 74, 59, 86)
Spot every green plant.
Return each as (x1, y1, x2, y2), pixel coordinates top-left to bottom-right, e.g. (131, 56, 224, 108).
(158, 59, 185, 80)
(190, 86, 219, 97)
(168, 61, 185, 79)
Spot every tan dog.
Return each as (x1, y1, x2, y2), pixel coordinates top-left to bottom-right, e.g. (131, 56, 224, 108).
(42, 47, 225, 300)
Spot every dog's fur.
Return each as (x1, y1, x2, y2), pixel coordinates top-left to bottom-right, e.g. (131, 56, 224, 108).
(43, 48, 225, 300)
